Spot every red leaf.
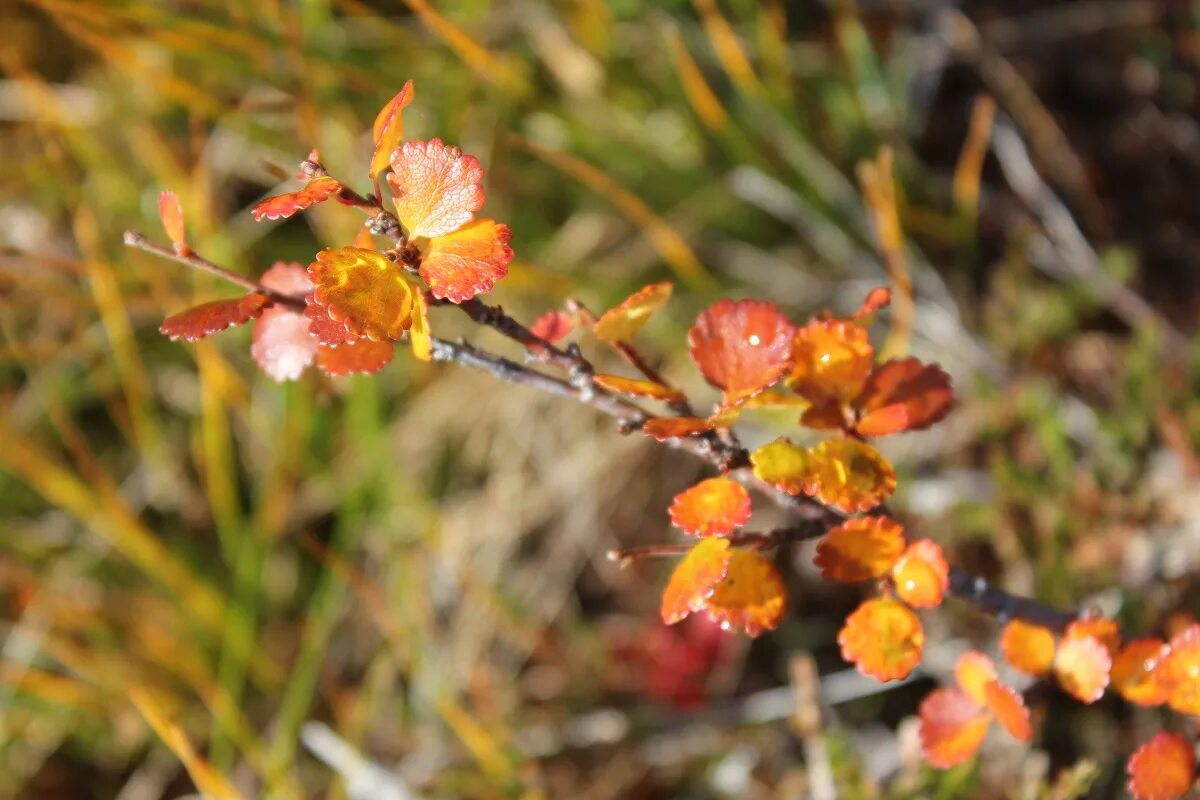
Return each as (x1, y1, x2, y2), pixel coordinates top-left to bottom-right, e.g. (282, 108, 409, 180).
(160, 294, 269, 341)
(418, 218, 512, 303)
(252, 176, 342, 221)
(530, 310, 574, 344)
(389, 138, 485, 239)
(853, 286, 892, 320)
(918, 688, 989, 768)
(668, 477, 752, 538)
(1127, 732, 1196, 800)
(158, 191, 186, 252)
(688, 299, 796, 403)
(316, 338, 395, 376)
(855, 358, 954, 437)
(304, 294, 359, 347)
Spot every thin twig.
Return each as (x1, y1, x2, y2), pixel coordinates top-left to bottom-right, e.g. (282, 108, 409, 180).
(607, 523, 827, 563)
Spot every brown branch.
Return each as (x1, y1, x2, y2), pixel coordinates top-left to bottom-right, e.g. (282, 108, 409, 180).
(607, 522, 828, 564)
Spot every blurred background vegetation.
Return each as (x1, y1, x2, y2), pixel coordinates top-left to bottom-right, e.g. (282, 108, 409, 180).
(2, 0, 1199, 797)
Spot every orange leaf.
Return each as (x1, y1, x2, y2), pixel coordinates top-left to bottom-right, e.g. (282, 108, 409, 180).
(788, 319, 873, 406)
(1155, 624, 1200, 716)
(1112, 638, 1169, 707)
(983, 680, 1032, 742)
(593, 282, 673, 342)
(704, 550, 786, 637)
(660, 538, 733, 626)
(668, 476, 751, 538)
(1000, 619, 1056, 677)
(304, 295, 359, 347)
(813, 516, 905, 582)
(316, 339, 394, 377)
(530, 310, 573, 344)
(158, 191, 186, 252)
(408, 288, 432, 362)
(642, 417, 712, 441)
(160, 294, 269, 341)
(252, 263, 317, 381)
(688, 299, 796, 402)
(891, 539, 949, 608)
(855, 358, 954, 437)
(593, 374, 684, 404)
(800, 399, 849, 432)
(252, 176, 342, 221)
(1054, 634, 1112, 704)
(750, 438, 809, 494)
(918, 687, 989, 768)
(803, 437, 896, 513)
(309, 247, 415, 340)
(419, 218, 513, 303)
(955, 650, 998, 707)
(1127, 732, 1196, 800)
(389, 138, 485, 239)
(838, 597, 924, 681)
(853, 286, 892, 320)
(369, 80, 415, 179)
(1065, 617, 1121, 659)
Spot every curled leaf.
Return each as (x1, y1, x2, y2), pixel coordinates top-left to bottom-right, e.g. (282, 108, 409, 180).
(309, 247, 415, 341)
(316, 338, 394, 376)
(853, 286, 892, 320)
(1112, 638, 1169, 707)
(688, 299, 796, 402)
(160, 294, 269, 341)
(918, 687, 990, 768)
(370, 80, 415, 179)
(891, 539, 949, 608)
(389, 138, 485, 239)
(855, 358, 954, 437)
(813, 516, 905, 582)
(1000, 619, 1056, 677)
(660, 538, 733, 626)
(1054, 634, 1112, 704)
(838, 597, 924, 682)
(1127, 732, 1196, 800)
(749, 438, 809, 495)
(1155, 624, 1200, 716)
(158, 191, 186, 252)
(668, 476, 751, 538)
(704, 550, 786, 637)
(803, 437, 896, 512)
(593, 374, 684, 404)
(593, 282, 673, 342)
(642, 417, 712, 441)
(252, 176, 342, 221)
(419, 218, 513, 303)
(789, 319, 874, 406)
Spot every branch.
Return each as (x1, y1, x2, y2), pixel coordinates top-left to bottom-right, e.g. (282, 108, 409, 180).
(607, 522, 828, 564)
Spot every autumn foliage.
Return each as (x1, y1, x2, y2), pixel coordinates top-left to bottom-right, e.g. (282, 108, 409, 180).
(140, 81, 1200, 799)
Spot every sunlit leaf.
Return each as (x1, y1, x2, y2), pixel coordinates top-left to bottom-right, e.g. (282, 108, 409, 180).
(389, 138, 485, 239)
(803, 437, 896, 512)
(668, 476, 751, 538)
(955, 650, 998, 707)
(530, 310, 574, 344)
(1155, 624, 1200, 716)
(855, 358, 954, 437)
(1112, 638, 1169, 707)
(660, 538, 733, 625)
(1054, 634, 1112, 704)
(419, 218, 513, 303)
(838, 597, 924, 681)
(316, 338, 395, 377)
(1000, 619, 1056, 677)
(309, 247, 415, 340)
(593, 374, 685, 404)
(813, 515, 905, 582)
(704, 550, 786, 637)
(252, 263, 317, 381)
(304, 294, 359, 347)
(160, 294, 269, 341)
(1065, 618, 1121, 659)
(983, 680, 1032, 742)
(1127, 732, 1196, 800)
(891, 539, 949, 608)
(688, 299, 796, 402)
(158, 190, 186, 252)
(370, 80, 415, 179)
(252, 176, 342, 221)
(408, 287, 432, 362)
(642, 417, 712, 441)
(788, 319, 873, 405)
(749, 438, 809, 494)
(593, 282, 673, 342)
(918, 688, 989, 768)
